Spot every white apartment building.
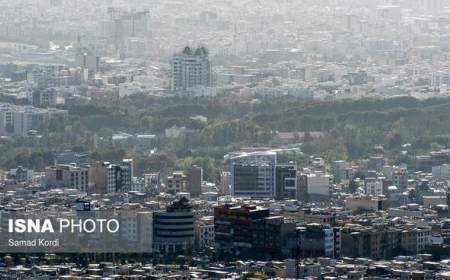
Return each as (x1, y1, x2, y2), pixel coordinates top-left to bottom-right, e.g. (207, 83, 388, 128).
(364, 178, 384, 196)
(170, 46, 211, 91)
(306, 173, 331, 197)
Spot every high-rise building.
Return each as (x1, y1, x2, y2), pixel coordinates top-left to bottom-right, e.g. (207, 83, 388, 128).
(401, 227, 432, 254)
(297, 172, 331, 201)
(88, 162, 109, 194)
(214, 204, 270, 255)
(214, 204, 295, 259)
(153, 197, 195, 254)
(332, 160, 353, 183)
(230, 151, 277, 198)
(166, 171, 187, 194)
(31, 88, 57, 108)
(106, 159, 133, 193)
(120, 158, 134, 190)
(275, 164, 297, 200)
(75, 50, 100, 74)
(393, 168, 408, 190)
(170, 46, 211, 91)
(74, 36, 100, 76)
(131, 177, 146, 192)
(144, 172, 161, 194)
(186, 165, 203, 197)
(364, 177, 384, 196)
(219, 171, 231, 195)
(194, 216, 214, 249)
(107, 167, 119, 194)
(45, 164, 89, 191)
(89, 159, 133, 194)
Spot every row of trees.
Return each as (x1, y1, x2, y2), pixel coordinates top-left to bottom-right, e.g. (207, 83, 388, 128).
(3, 94, 450, 180)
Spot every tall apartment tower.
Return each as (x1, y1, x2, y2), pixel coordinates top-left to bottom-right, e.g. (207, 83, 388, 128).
(170, 46, 211, 91)
(186, 165, 203, 197)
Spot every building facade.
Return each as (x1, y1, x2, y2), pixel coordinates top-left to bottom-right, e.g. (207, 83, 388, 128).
(296, 224, 340, 258)
(195, 216, 215, 249)
(153, 197, 195, 254)
(214, 204, 296, 259)
(89, 159, 133, 193)
(364, 177, 384, 196)
(275, 164, 297, 200)
(186, 165, 202, 197)
(166, 171, 187, 194)
(0, 103, 67, 136)
(45, 164, 89, 191)
(230, 151, 277, 198)
(170, 46, 211, 91)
